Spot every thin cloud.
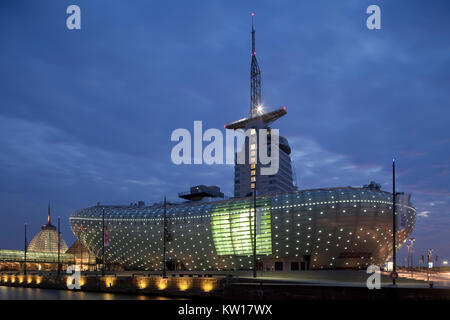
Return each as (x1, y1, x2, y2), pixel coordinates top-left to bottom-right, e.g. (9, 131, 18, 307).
(417, 210, 431, 218)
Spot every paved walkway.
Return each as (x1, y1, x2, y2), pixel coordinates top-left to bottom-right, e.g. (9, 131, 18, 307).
(396, 270, 450, 287)
(110, 270, 441, 288)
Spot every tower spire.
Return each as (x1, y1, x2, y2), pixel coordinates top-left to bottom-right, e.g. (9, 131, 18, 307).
(251, 12, 255, 54)
(250, 12, 261, 116)
(47, 201, 51, 225)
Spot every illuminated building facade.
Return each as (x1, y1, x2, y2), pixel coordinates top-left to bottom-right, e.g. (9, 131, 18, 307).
(231, 127, 296, 198)
(69, 16, 416, 272)
(28, 204, 68, 253)
(0, 204, 74, 271)
(0, 249, 74, 271)
(70, 184, 416, 271)
(66, 240, 97, 270)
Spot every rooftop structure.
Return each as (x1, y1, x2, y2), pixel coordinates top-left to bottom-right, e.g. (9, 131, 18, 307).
(27, 203, 68, 253)
(178, 185, 224, 201)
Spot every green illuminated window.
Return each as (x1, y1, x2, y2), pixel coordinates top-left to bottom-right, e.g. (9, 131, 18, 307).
(211, 200, 272, 256)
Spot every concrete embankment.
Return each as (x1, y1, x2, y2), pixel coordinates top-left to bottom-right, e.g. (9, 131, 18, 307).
(0, 273, 225, 298)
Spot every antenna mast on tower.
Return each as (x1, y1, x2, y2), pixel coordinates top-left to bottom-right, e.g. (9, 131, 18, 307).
(48, 201, 51, 225)
(250, 12, 261, 116)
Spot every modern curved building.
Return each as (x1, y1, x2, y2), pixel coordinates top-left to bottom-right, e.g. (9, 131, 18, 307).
(70, 184, 416, 271)
(69, 18, 416, 272)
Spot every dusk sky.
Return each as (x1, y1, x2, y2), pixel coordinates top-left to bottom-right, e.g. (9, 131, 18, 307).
(0, 0, 449, 264)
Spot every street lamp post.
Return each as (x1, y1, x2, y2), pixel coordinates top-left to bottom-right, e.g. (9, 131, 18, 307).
(24, 223, 27, 275)
(406, 243, 411, 272)
(80, 235, 83, 271)
(409, 238, 415, 278)
(102, 207, 105, 276)
(392, 159, 397, 285)
(253, 185, 257, 278)
(427, 249, 434, 282)
(163, 196, 167, 278)
(57, 216, 61, 275)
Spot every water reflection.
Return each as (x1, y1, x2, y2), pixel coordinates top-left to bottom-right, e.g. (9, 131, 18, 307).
(0, 286, 180, 300)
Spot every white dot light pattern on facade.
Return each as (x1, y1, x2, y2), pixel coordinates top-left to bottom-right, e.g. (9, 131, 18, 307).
(69, 187, 416, 271)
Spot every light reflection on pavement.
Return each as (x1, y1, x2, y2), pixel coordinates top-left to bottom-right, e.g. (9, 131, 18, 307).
(396, 270, 450, 287)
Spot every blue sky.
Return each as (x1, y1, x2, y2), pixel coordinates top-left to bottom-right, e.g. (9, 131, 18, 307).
(0, 0, 449, 265)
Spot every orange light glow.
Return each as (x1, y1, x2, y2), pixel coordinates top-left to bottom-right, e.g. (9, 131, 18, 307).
(104, 276, 115, 287)
(137, 278, 149, 289)
(178, 278, 191, 291)
(66, 276, 73, 287)
(201, 280, 215, 292)
(156, 278, 168, 290)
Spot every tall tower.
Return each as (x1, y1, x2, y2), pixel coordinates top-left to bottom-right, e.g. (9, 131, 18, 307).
(225, 13, 296, 198)
(250, 12, 261, 116)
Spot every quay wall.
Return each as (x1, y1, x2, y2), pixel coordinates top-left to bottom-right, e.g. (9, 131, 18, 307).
(0, 273, 225, 298)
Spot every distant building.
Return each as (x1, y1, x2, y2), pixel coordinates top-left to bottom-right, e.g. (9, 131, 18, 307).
(28, 204, 68, 253)
(0, 204, 73, 271)
(66, 240, 97, 271)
